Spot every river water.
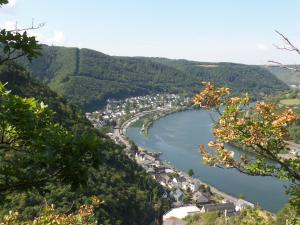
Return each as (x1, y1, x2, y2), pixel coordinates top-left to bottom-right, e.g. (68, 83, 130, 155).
(126, 109, 289, 213)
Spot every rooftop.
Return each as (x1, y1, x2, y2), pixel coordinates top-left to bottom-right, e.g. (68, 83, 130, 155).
(163, 206, 200, 220)
(163, 217, 187, 225)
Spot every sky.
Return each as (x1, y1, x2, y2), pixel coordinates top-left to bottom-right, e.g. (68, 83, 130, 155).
(1, 0, 300, 64)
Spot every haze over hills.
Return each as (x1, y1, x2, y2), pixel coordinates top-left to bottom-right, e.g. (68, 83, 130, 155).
(266, 66, 300, 85)
(17, 45, 289, 111)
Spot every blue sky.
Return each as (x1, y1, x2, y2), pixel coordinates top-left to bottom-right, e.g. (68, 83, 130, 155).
(1, 0, 300, 64)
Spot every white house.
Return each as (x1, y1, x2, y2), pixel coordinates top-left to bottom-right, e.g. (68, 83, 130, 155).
(163, 206, 201, 220)
(235, 199, 255, 211)
(189, 182, 200, 193)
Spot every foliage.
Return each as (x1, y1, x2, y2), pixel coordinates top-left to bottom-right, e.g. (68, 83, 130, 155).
(185, 206, 300, 225)
(0, 62, 92, 134)
(185, 208, 281, 225)
(0, 0, 8, 6)
(275, 204, 299, 225)
(98, 125, 113, 134)
(0, 64, 165, 224)
(0, 81, 96, 193)
(194, 82, 300, 216)
(228, 208, 275, 225)
(15, 46, 288, 111)
(0, 1, 165, 223)
(185, 211, 221, 225)
(182, 192, 192, 204)
(268, 89, 300, 144)
(188, 169, 194, 177)
(0, 10, 41, 65)
(0, 197, 102, 225)
(0, 30, 41, 64)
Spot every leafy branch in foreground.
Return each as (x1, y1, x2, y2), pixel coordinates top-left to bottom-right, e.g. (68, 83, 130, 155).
(0, 28, 42, 64)
(193, 82, 300, 215)
(0, 196, 103, 225)
(0, 0, 42, 65)
(194, 82, 299, 181)
(0, 82, 103, 194)
(0, 0, 8, 6)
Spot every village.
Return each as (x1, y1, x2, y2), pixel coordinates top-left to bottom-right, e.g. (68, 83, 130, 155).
(86, 94, 255, 224)
(86, 93, 191, 130)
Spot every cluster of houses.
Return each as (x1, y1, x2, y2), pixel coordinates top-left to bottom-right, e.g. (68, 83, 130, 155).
(86, 94, 191, 129)
(134, 150, 212, 206)
(125, 147, 253, 220)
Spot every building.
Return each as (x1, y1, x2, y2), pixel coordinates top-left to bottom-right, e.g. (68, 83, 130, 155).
(170, 189, 184, 202)
(235, 199, 255, 211)
(192, 191, 211, 205)
(163, 206, 201, 220)
(200, 203, 236, 216)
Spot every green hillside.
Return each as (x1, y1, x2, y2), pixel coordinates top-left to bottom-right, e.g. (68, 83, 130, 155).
(0, 62, 164, 224)
(266, 66, 300, 85)
(150, 58, 288, 94)
(18, 45, 288, 111)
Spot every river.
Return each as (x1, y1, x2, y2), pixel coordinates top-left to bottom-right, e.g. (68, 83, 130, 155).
(126, 109, 289, 213)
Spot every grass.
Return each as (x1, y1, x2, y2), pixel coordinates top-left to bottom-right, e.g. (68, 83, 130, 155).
(279, 98, 300, 106)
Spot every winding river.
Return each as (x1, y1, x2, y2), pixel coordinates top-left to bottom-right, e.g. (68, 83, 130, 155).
(126, 110, 289, 213)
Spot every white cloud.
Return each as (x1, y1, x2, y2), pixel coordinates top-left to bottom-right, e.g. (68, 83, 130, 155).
(257, 43, 269, 51)
(0, 20, 16, 30)
(51, 31, 65, 44)
(28, 30, 66, 45)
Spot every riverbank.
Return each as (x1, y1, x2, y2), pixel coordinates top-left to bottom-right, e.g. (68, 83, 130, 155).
(114, 108, 255, 211)
(138, 106, 191, 136)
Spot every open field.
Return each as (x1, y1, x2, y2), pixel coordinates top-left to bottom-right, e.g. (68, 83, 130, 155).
(280, 98, 300, 106)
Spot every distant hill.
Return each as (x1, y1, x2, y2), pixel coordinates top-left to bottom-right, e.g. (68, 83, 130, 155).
(266, 65, 300, 85)
(17, 45, 288, 111)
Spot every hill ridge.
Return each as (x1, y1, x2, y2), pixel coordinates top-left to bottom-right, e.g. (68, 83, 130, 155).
(16, 45, 288, 111)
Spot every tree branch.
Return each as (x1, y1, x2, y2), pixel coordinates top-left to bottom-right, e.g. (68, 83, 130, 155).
(267, 61, 300, 72)
(274, 30, 300, 55)
(256, 143, 300, 181)
(0, 168, 63, 193)
(1, 21, 45, 33)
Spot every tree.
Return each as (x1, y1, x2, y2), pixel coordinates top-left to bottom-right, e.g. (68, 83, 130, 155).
(193, 82, 300, 218)
(0, 82, 105, 194)
(182, 192, 191, 205)
(193, 32, 300, 219)
(188, 169, 194, 177)
(192, 32, 300, 188)
(0, 0, 41, 65)
(0, 196, 102, 225)
(0, 0, 8, 6)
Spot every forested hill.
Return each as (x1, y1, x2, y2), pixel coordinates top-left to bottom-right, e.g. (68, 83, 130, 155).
(0, 62, 164, 224)
(266, 65, 300, 85)
(17, 45, 288, 111)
